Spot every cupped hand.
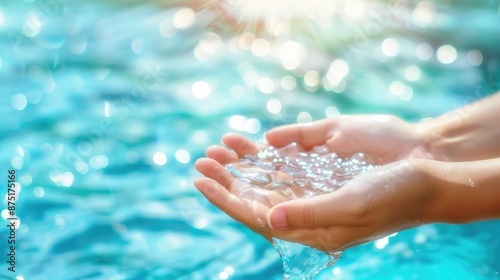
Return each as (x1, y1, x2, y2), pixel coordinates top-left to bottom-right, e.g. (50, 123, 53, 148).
(266, 115, 437, 164)
(265, 159, 440, 252)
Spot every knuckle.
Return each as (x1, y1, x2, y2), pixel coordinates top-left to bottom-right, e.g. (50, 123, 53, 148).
(302, 203, 316, 227)
(217, 173, 231, 187)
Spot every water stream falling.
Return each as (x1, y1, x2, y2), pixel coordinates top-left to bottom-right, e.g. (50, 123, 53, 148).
(225, 143, 378, 279)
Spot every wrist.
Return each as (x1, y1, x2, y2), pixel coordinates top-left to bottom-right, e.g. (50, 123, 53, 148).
(423, 159, 500, 224)
(408, 159, 482, 224)
(406, 159, 447, 224)
(414, 118, 461, 162)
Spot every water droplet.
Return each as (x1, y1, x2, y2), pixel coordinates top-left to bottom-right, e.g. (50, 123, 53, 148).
(257, 217, 266, 227)
(469, 178, 475, 187)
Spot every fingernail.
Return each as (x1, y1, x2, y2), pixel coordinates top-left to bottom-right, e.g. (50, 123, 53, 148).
(269, 208, 288, 230)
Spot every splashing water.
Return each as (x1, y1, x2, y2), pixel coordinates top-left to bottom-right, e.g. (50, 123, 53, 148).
(225, 143, 378, 279)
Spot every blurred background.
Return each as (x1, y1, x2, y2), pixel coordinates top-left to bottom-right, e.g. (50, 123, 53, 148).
(1, 0, 500, 279)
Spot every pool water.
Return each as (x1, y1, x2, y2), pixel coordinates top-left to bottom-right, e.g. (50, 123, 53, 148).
(1, 0, 500, 279)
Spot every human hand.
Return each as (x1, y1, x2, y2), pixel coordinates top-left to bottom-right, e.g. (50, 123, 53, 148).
(196, 136, 440, 252)
(265, 115, 439, 164)
(265, 159, 439, 252)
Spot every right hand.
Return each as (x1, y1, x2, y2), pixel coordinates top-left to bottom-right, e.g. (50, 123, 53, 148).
(265, 115, 438, 164)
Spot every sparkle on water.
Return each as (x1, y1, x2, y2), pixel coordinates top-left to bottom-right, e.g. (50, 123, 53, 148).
(2, 0, 500, 278)
(225, 143, 377, 279)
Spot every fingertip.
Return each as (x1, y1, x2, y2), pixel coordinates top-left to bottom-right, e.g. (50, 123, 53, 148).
(221, 133, 238, 145)
(194, 177, 221, 198)
(205, 145, 238, 164)
(194, 157, 219, 175)
(193, 177, 210, 193)
(193, 177, 206, 189)
(194, 157, 206, 170)
(265, 128, 289, 147)
(205, 145, 219, 155)
(264, 130, 274, 143)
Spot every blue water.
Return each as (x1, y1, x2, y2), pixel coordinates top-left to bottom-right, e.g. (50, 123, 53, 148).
(1, 0, 500, 279)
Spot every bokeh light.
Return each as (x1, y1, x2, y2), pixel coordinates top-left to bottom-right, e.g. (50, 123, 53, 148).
(416, 43, 434, 61)
(467, 49, 483, 66)
(267, 99, 282, 114)
(281, 75, 297, 90)
(153, 152, 168, 166)
(173, 7, 196, 30)
(175, 149, 191, 164)
(404, 65, 422, 81)
(412, 1, 436, 28)
(192, 81, 212, 99)
(381, 38, 400, 57)
(11, 93, 28, 111)
(437, 45, 457, 64)
(251, 38, 271, 57)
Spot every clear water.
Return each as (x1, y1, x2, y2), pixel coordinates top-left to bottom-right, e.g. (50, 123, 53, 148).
(1, 0, 500, 279)
(226, 143, 377, 279)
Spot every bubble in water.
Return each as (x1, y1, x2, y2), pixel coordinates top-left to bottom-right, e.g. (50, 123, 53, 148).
(225, 143, 378, 279)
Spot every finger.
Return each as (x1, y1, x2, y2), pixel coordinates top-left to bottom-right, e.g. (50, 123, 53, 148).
(265, 119, 336, 149)
(266, 187, 368, 230)
(194, 158, 233, 188)
(325, 131, 356, 157)
(194, 177, 273, 240)
(221, 133, 260, 158)
(194, 177, 251, 222)
(278, 225, 372, 252)
(205, 145, 239, 164)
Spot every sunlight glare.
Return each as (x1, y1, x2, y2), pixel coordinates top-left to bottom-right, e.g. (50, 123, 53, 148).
(222, 0, 337, 25)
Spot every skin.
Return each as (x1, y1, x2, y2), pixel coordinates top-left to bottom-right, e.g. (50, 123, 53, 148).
(194, 92, 500, 252)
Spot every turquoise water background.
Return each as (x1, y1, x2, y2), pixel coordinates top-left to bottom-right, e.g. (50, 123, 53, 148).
(1, 0, 500, 279)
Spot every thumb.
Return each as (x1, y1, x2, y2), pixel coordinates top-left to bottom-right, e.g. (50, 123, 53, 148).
(267, 192, 357, 230)
(326, 132, 357, 157)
